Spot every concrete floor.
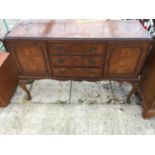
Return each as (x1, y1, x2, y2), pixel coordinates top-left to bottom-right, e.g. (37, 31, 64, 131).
(0, 80, 155, 135)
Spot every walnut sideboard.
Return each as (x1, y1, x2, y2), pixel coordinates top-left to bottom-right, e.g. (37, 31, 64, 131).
(3, 20, 153, 118)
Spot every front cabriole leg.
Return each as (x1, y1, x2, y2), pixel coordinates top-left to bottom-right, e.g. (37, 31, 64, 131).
(127, 82, 139, 103)
(19, 80, 32, 100)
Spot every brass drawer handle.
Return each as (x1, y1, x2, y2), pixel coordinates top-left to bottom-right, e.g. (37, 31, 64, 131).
(89, 46, 97, 52)
(57, 59, 64, 64)
(89, 59, 96, 64)
(59, 70, 66, 75)
(56, 46, 64, 51)
(88, 71, 96, 75)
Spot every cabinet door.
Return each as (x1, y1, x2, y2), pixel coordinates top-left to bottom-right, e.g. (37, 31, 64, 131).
(6, 40, 49, 76)
(105, 42, 150, 78)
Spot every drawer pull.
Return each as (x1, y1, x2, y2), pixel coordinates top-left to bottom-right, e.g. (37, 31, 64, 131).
(59, 70, 66, 75)
(56, 46, 64, 51)
(89, 59, 96, 64)
(57, 59, 64, 64)
(89, 46, 97, 52)
(88, 71, 96, 75)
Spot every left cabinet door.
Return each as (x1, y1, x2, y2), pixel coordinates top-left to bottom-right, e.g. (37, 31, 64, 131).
(5, 40, 49, 76)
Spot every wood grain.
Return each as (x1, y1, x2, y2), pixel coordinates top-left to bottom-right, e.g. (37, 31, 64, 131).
(50, 56, 102, 67)
(6, 20, 151, 40)
(105, 43, 149, 77)
(0, 52, 18, 107)
(52, 67, 102, 77)
(140, 40, 155, 118)
(5, 41, 49, 76)
(47, 42, 104, 55)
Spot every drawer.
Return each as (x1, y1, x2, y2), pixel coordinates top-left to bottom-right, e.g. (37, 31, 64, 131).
(50, 56, 102, 67)
(47, 43, 105, 55)
(52, 67, 102, 77)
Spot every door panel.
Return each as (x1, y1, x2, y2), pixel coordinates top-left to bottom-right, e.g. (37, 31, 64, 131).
(105, 43, 149, 77)
(6, 40, 49, 76)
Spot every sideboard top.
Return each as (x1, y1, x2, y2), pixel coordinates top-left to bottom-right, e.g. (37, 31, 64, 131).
(6, 20, 151, 40)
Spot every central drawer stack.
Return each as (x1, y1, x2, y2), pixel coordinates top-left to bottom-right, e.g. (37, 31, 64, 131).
(47, 42, 105, 78)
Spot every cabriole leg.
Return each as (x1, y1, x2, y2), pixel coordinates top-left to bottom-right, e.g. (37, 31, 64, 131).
(127, 82, 139, 103)
(19, 80, 32, 100)
(127, 88, 134, 103)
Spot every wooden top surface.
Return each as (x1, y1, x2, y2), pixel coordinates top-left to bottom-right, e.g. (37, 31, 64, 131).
(0, 52, 9, 67)
(6, 20, 151, 40)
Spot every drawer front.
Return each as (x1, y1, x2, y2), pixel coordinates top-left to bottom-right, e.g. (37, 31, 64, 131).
(47, 43, 105, 55)
(52, 67, 102, 77)
(51, 56, 102, 67)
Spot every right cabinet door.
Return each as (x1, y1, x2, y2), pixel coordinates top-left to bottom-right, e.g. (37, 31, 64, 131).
(105, 42, 150, 78)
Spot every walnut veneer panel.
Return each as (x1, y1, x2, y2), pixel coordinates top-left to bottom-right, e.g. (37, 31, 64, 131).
(15, 46, 46, 74)
(5, 41, 49, 76)
(105, 43, 150, 77)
